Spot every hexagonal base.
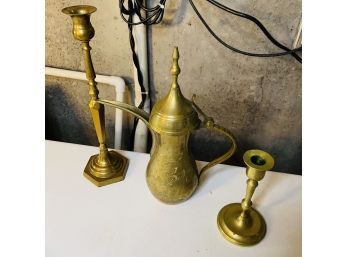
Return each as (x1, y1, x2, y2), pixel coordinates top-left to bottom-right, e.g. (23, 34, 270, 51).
(83, 150, 129, 187)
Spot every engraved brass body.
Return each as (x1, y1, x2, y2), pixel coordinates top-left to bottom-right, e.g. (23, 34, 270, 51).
(217, 149, 274, 246)
(62, 5, 237, 204)
(101, 47, 237, 204)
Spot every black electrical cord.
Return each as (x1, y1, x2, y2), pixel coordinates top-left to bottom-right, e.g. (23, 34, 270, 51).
(119, 0, 166, 149)
(120, 0, 302, 147)
(189, 0, 302, 62)
(204, 0, 302, 63)
(126, 0, 147, 149)
(119, 0, 167, 25)
(119, 0, 302, 62)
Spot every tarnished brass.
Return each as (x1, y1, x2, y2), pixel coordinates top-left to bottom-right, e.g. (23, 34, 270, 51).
(61, 5, 237, 202)
(62, 5, 129, 187)
(96, 47, 237, 203)
(217, 149, 274, 246)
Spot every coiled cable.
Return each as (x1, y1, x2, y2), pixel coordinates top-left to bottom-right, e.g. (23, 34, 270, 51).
(119, 0, 167, 25)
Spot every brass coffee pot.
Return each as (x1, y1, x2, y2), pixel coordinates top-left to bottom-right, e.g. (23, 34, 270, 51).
(63, 5, 237, 204)
(103, 47, 237, 203)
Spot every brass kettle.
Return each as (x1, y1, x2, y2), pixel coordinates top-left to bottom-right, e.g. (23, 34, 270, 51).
(101, 47, 237, 204)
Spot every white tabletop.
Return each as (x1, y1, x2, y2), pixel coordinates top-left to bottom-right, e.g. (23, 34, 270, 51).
(46, 140, 302, 257)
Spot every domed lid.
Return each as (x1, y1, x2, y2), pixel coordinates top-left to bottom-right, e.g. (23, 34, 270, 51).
(149, 47, 200, 134)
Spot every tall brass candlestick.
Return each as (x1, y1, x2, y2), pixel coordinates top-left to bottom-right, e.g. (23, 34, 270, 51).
(62, 5, 128, 186)
(217, 149, 274, 246)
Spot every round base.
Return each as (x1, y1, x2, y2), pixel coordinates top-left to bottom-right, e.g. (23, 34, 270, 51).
(217, 203, 266, 246)
(83, 150, 129, 187)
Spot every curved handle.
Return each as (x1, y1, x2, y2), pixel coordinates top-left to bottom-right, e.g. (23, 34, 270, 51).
(191, 95, 237, 180)
(199, 122, 237, 179)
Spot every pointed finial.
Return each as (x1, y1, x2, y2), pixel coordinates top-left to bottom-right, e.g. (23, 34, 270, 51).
(170, 46, 181, 88)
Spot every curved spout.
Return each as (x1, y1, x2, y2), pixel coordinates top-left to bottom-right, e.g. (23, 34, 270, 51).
(97, 99, 150, 127)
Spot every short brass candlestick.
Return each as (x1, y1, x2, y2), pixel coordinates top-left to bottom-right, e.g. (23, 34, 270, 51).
(62, 5, 129, 187)
(217, 149, 274, 246)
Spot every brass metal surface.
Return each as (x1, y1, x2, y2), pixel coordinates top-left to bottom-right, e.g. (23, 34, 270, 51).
(92, 47, 237, 203)
(63, 5, 129, 187)
(61, 8, 237, 201)
(84, 151, 129, 187)
(149, 47, 200, 135)
(217, 149, 274, 245)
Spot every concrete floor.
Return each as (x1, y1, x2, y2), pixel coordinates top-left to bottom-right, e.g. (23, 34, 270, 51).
(45, 0, 302, 174)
